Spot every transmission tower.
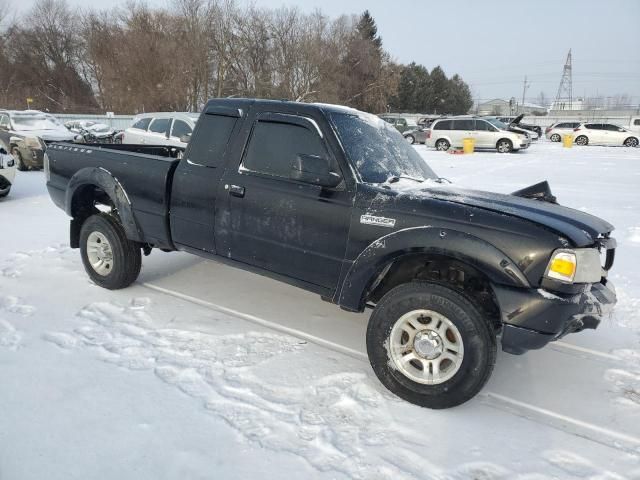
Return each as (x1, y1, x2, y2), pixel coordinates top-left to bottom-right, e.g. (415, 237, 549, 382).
(554, 49, 573, 110)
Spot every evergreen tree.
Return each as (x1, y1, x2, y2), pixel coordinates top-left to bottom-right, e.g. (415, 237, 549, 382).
(444, 74, 473, 114)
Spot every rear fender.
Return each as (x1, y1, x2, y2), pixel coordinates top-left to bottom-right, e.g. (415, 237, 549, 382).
(65, 167, 142, 243)
(337, 227, 530, 311)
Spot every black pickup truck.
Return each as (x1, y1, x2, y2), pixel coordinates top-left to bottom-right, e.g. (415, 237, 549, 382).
(45, 98, 617, 409)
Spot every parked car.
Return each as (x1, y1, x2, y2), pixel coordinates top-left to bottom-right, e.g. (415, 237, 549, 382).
(426, 116, 531, 153)
(403, 126, 429, 144)
(573, 123, 639, 147)
(545, 122, 582, 142)
(0, 110, 75, 170)
(379, 115, 417, 133)
(46, 98, 616, 409)
(122, 112, 200, 147)
(0, 144, 16, 198)
(495, 115, 543, 138)
(66, 121, 122, 144)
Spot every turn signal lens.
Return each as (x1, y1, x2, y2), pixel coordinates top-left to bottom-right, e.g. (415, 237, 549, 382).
(547, 251, 577, 282)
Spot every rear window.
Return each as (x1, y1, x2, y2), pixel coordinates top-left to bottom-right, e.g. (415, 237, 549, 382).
(433, 120, 452, 130)
(132, 118, 151, 130)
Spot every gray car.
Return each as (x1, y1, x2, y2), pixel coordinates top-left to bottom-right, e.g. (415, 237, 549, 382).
(403, 126, 429, 144)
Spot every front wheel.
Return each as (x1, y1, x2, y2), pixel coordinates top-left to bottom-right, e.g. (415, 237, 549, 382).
(405, 134, 415, 145)
(80, 213, 141, 289)
(624, 137, 639, 147)
(575, 135, 589, 146)
(366, 282, 496, 409)
(435, 139, 450, 151)
(550, 133, 561, 142)
(12, 148, 28, 171)
(496, 139, 513, 153)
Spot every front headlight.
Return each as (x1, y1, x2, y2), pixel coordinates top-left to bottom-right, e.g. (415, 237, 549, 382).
(545, 248, 603, 284)
(546, 251, 576, 282)
(24, 136, 43, 149)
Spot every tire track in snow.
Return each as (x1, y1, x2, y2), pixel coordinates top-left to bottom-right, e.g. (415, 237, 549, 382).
(141, 281, 640, 456)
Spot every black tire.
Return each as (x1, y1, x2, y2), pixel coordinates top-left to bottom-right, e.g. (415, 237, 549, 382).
(79, 213, 141, 289)
(575, 135, 588, 146)
(550, 133, 561, 142)
(435, 139, 450, 151)
(405, 134, 415, 145)
(0, 188, 9, 198)
(623, 137, 639, 147)
(12, 147, 28, 171)
(366, 282, 496, 409)
(496, 138, 513, 153)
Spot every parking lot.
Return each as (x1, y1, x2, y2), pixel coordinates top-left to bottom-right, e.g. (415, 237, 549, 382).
(1, 140, 639, 479)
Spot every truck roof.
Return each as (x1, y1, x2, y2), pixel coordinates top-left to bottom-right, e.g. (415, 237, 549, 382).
(203, 98, 360, 117)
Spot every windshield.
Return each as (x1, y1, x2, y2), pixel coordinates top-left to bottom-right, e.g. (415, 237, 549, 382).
(11, 115, 61, 131)
(486, 118, 508, 130)
(330, 111, 437, 184)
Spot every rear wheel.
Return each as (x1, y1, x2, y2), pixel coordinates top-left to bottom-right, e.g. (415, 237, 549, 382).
(496, 139, 513, 153)
(624, 137, 639, 147)
(575, 135, 588, 146)
(435, 139, 450, 151)
(11, 147, 28, 171)
(405, 134, 415, 145)
(366, 282, 496, 409)
(80, 213, 141, 289)
(550, 133, 561, 142)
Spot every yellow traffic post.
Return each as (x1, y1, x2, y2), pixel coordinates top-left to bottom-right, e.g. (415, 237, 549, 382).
(562, 134, 573, 148)
(462, 138, 475, 154)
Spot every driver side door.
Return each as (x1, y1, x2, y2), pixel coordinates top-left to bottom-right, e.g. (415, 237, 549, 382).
(217, 111, 354, 291)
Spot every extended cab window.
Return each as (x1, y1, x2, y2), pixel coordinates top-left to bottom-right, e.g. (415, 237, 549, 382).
(185, 114, 237, 167)
(149, 118, 171, 135)
(132, 118, 151, 130)
(243, 120, 329, 179)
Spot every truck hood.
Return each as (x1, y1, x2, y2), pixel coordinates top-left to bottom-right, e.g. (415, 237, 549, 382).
(401, 183, 613, 246)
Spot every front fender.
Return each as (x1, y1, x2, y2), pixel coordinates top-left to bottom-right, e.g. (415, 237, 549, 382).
(337, 226, 530, 311)
(65, 166, 142, 242)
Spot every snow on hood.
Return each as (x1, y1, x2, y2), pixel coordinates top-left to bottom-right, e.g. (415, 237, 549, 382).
(392, 183, 613, 246)
(22, 129, 76, 141)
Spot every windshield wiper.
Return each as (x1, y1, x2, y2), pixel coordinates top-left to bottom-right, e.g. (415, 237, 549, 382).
(387, 175, 424, 184)
(434, 177, 452, 184)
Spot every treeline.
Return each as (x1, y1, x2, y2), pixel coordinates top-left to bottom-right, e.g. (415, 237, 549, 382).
(0, 0, 473, 115)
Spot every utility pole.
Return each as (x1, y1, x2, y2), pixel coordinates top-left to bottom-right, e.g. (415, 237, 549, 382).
(521, 76, 530, 113)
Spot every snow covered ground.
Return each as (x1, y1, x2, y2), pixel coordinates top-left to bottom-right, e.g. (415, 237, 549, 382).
(1, 140, 640, 479)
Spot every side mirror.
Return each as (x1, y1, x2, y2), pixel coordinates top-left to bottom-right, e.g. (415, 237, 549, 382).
(179, 134, 192, 144)
(290, 154, 341, 188)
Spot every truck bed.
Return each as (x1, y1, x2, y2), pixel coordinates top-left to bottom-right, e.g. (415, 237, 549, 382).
(46, 143, 181, 248)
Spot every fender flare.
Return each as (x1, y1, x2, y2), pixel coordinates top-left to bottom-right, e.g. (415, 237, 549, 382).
(337, 226, 530, 311)
(65, 166, 142, 242)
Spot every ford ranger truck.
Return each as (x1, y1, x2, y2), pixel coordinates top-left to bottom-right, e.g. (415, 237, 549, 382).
(45, 98, 617, 409)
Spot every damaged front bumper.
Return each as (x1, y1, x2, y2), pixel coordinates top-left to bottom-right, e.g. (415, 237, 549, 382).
(494, 281, 616, 355)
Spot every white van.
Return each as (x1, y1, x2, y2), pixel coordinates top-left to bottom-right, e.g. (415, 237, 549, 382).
(426, 117, 531, 153)
(123, 112, 200, 147)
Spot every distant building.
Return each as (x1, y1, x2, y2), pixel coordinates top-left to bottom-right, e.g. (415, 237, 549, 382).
(477, 99, 548, 116)
(550, 97, 585, 111)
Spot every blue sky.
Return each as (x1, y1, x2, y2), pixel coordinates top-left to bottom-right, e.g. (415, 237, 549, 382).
(15, 0, 640, 103)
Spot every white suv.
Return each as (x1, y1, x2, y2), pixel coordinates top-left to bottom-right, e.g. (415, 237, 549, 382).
(426, 117, 531, 153)
(573, 123, 639, 147)
(123, 112, 200, 147)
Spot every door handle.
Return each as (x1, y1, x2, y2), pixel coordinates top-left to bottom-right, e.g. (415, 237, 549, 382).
(228, 184, 245, 198)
